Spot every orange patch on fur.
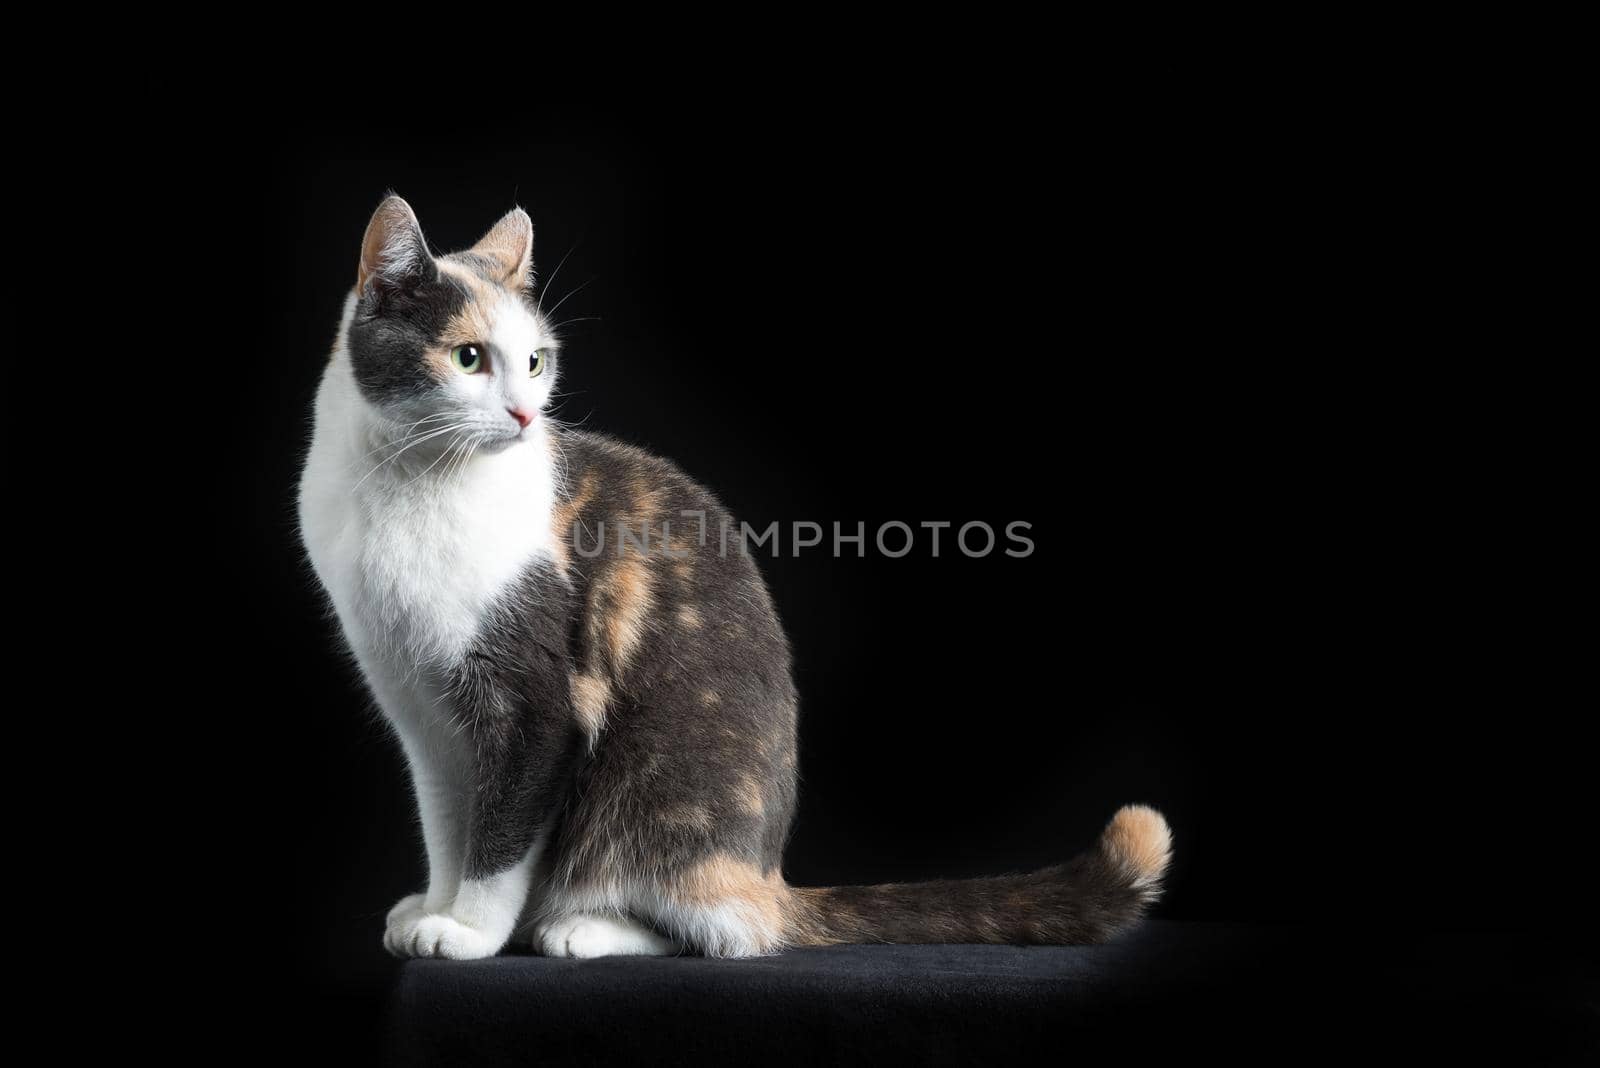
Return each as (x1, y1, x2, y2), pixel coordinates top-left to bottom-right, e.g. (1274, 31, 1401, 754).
(669, 854, 789, 947)
(417, 259, 506, 381)
(598, 556, 653, 668)
(610, 484, 666, 559)
(570, 672, 610, 739)
(551, 470, 600, 570)
(628, 478, 665, 514)
(438, 259, 512, 339)
(677, 605, 703, 630)
(660, 804, 714, 831)
(733, 775, 765, 817)
(1100, 805, 1173, 887)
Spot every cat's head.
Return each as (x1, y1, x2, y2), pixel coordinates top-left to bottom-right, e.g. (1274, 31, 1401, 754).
(345, 195, 557, 452)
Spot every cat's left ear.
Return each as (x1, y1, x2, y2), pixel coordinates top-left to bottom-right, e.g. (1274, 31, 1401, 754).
(470, 207, 534, 288)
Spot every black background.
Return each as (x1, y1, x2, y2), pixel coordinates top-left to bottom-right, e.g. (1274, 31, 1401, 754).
(81, 89, 1589, 1059)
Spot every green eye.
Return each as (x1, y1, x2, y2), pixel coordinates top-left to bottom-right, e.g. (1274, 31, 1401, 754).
(451, 344, 485, 374)
(529, 349, 550, 378)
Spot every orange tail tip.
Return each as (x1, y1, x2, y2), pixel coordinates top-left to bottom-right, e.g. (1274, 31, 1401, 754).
(1101, 804, 1174, 890)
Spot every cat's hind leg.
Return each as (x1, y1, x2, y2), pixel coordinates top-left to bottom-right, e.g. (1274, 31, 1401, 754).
(539, 856, 791, 959)
(535, 912, 682, 958)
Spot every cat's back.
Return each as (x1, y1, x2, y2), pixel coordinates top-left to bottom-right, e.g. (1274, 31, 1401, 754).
(550, 428, 792, 687)
(553, 429, 736, 535)
(552, 428, 774, 592)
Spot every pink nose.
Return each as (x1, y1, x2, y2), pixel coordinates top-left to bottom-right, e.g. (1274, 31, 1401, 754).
(508, 407, 534, 429)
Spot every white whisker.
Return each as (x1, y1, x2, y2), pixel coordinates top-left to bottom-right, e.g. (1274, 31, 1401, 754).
(353, 422, 473, 489)
(359, 413, 462, 460)
(536, 240, 581, 319)
(542, 278, 593, 322)
(402, 428, 470, 487)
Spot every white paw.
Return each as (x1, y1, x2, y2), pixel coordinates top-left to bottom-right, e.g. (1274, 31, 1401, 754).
(387, 893, 429, 923)
(536, 913, 678, 958)
(383, 894, 428, 957)
(398, 914, 505, 960)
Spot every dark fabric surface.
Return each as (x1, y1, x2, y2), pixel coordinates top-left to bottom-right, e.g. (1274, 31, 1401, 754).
(387, 921, 1597, 1066)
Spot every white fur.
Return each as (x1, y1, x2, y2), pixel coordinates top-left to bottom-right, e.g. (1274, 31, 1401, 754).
(535, 913, 681, 958)
(545, 880, 777, 958)
(388, 840, 546, 959)
(300, 290, 562, 960)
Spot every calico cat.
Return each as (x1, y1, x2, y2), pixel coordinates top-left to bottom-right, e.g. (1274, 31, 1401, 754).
(297, 196, 1173, 960)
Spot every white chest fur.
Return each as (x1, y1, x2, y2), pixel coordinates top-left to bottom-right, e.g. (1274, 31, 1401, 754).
(297, 349, 558, 689)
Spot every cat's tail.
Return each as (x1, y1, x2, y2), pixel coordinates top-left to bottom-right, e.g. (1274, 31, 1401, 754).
(783, 804, 1172, 946)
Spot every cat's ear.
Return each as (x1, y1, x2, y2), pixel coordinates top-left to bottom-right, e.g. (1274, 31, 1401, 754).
(357, 194, 433, 296)
(469, 206, 534, 288)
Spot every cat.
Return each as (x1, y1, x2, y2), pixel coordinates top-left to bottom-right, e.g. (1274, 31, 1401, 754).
(297, 195, 1173, 960)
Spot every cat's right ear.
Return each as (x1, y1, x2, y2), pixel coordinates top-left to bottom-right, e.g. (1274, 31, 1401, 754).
(357, 195, 432, 297)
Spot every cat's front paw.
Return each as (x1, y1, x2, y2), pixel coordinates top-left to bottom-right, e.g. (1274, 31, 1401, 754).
(382, 894, 428, 958)
(401, 914, 505, 960)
